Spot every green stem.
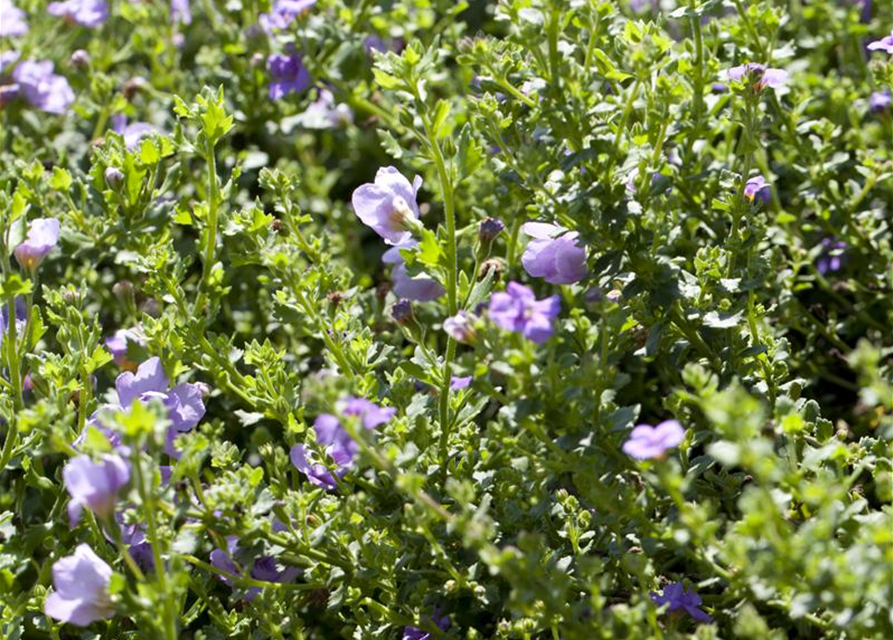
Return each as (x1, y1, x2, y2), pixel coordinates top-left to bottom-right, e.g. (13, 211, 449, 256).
(193, 140, 220, 317)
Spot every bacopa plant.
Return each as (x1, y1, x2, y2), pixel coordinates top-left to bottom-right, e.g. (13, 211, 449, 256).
(0, 1, 891, 639)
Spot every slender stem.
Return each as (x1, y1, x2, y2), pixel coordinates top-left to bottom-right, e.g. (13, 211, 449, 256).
(193, 140, 220, 316)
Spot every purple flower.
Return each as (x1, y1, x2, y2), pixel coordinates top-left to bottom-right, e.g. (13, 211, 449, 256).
(63, 454, 130, 526)
(12, 60, 75, 114)
(403, 611, 451, 640)
(290, 398, 393, 490)
(816, 238, 848, 275)
(48, 0, 108, 28)
(259, 0, 317, 32)
(870, 90, 891, 113)
(170, 0, 191, 25)
(44, 544, 114, 626)
(353, 167, 424, 245)
(383, 240, 445, 302)
(0, 0, 28, 37)
(488, 281, 561, 344)
(210, 536, 300, 600)
(267, 53, 311, 100)
(341, 397, 397, 429)
(450, 375, 472, 390)
(521, 222, 587, 285)
(622, 420, 685, 460)
(868, 32, 893, 54)
(651, 582, 713, 623)
(727, 63, 788, 90)
(83, 357, 206, 457)
(443, 311, 476, 343)
(743, 175, 771, 205)
(111, 115, 155, 150)
(105, 328, 146, 368)
(116, 515, 154, 571)
(14, 218, 60, 271)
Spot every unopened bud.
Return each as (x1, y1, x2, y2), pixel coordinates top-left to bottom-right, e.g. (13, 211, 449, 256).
(70, 49, 90, 68)
(105, 166, 124, 186)
(391, 299, 413, 324)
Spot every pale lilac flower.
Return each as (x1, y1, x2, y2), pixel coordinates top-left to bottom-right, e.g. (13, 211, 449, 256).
(15, 218, 60, 271)
(48, 0, 108, 28)
(267, 53, 310, 100)
(868, 32, 893, 54)
(651, 582, 713, 623)
(521, 222, 587, 285)
(115, 357, 169, 407)
(259, 0, 317, 32)
(443, 311, 476, 343)
(622, 420, 685, 459)
(170, 0, 191, 25)
(111, 115, 155, 150)
(870, 90, 891, 113)
(816, 238, 848, 275)
(488, 281, 561, 344)
(0, 0, 28, 37)
(743, 175, 771, 205)
(210, 536, 299, 600)
(0, 50, 19, 74)
(353, 167, 423, 245)
(63, 454, 130, 526)
(12, 60, 75, 114)
(382, 240, 445, 302)
(45, 544, 114, 626)
(450, 375, 472, 390)
(300, 88, 353, 128)
(727, 63, 788, 90)
(105, 328, 146, 367)
(404, 611, 450, 640)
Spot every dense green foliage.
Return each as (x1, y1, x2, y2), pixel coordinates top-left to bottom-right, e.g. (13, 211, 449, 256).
(0, 1, 891, 639)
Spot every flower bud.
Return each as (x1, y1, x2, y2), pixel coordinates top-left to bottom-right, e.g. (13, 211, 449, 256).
(70, 50, 90, 68)
(478, 217, 505, 243)
(105, 166, 124, 186)
(391, 299, 413, 324)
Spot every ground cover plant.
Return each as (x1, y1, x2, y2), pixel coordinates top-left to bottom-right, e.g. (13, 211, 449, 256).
(0, 0, 891, 638)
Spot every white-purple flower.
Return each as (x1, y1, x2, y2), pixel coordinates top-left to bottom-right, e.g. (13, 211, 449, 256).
(0, 0, 28, 37)
(868, 32, 893, 54)
(443, 311, 476, 343)
(48, 0, 108, 28)
(45, 544, 114, 626)
(488, 281, 561, 344)
(300, 88, 353, 128)
(651, 582, 713, 623)
(743, 175, 771, 205)
(267, 53, 310, 100)
(521, 222, 588, 285)
(15, 217, 60, 271)
(353, 167, 424, 245)
(727, 63, 788, 91)
(12, 60, 75, 114)
(622, 420, 685, 460)
(63, 454, 130, 526)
